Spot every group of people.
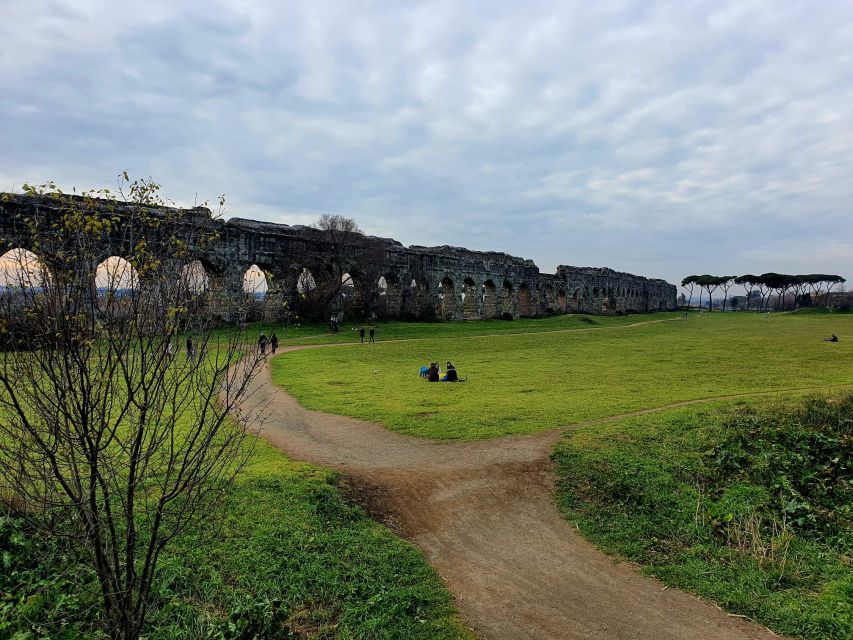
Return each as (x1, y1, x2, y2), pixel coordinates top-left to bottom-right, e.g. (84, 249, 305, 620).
(357, 326, 376, 343)
(420, 361, 461, 382)
(258, 333, 279, 354)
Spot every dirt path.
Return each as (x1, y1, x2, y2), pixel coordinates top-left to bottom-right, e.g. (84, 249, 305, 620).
(239, 349, 796, 640)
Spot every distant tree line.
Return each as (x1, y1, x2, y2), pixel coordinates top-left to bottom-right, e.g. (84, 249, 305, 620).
(680, 273, 846, 311)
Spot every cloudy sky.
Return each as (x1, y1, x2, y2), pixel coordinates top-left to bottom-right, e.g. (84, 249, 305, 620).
(2, 0, 852, 287)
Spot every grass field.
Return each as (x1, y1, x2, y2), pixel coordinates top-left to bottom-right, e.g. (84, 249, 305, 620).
(265, 311, 680, 345)
(271, 312, 853, 439)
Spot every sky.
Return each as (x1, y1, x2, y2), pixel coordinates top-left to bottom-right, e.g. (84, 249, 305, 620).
(2, 1, 852, 289)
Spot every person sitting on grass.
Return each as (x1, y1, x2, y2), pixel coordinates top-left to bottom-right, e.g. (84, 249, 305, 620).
(444, 361, 458, 382)
(427, 362, 440, 382)
(825, 333, 839, 342)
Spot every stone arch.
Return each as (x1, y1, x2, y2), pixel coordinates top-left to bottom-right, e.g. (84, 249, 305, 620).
(297, 267, 317, 294)
(340, 271, 355, 301)
(439, 276, 457, 320)
(404, 278, 431, 319)
(482, 279, 498, 319)
(339, 271, 367, 318)
(500, 279, 514, 317)
(378, 272, 402, 318)
(241, 264, 269, 321)
(592, 287, 599, 298)
(544, 286, 555, 313)
(243, 264, 268, 298)
(462, 277, 478, 320)
(96, 256, 138, 294)
(557, 289, 567, 312)
(518, 282, 533, 317)
(181, 259, 210, 294)
(0, 248, 48, 289)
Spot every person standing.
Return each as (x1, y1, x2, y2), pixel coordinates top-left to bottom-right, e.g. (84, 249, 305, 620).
(358, 327, 365, 343)
(186, 336, 194, 362)
(368, 326, 375, 343)
(270, 333, 278, 353)
(258, 333, 268, 355)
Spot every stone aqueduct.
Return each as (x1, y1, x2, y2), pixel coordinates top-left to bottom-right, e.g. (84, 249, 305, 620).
(0, 193, 677, 320)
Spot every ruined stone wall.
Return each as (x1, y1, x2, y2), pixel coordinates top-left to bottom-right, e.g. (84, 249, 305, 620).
(0, 193, 677, 319)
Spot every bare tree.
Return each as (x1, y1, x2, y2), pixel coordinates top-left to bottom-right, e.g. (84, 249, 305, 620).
(0, 177, 266, 640)
(298, 213, 369, 320)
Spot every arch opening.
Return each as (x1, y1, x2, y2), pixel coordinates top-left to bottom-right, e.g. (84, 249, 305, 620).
(404, 278, 431, 320)
(181, 260, 209, 294)
(0, 248, 47, 290)
(519, 283, 533, 317)
(482, 280, 497, 319)
(243, 264, 268, 298)
(544, 286, 555, 313)
(96, 257, 139, 295)
(297, 268, 317, 293)
(380, 273, 402, 318)
(462, 277, 478, 320)
(500, 280, 514, 317)
(439, 277, 456, 320)
(557, 289, 567, 313)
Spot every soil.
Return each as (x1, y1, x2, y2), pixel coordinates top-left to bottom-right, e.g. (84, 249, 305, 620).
(241, 347, 784, 640)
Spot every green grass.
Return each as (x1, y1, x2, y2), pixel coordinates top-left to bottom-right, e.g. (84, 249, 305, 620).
(149, 439, 471, 639)
(551, 396, 852, 640)
(1, 440, 472, 639)
(253, 311, 681, 346)
(0, 344, 471, 639)
(270, 312, 853, 439)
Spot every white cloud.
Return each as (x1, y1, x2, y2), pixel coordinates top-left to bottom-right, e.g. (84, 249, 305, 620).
(1, 0, 852, 285)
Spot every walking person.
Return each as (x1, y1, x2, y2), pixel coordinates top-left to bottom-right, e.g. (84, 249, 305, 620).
(359, 327, 365, 343)
(368, 326, 375, 343)
(258, 333, 268, 355)
(186, 336, 194, 362)
(270, 333, 278, 353)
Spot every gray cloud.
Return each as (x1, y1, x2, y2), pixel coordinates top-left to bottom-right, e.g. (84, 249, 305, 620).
(2, 0, 852, 286)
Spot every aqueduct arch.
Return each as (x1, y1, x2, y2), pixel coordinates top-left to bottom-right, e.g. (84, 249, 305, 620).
(0, 193, 677, 321)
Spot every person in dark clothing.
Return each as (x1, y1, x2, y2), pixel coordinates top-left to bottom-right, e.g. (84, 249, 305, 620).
(444, 361, 458, 382)
(369, 327, 375, 343)
(359, 327, 365, 343)
(186, 336, 194, 361)
(825, 333, 839, 342)
(427, 362, 440, 382)
(259, 333, 268, 355)
(270, 333, 278, 353)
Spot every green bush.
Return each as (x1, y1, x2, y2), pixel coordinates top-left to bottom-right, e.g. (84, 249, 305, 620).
(706, 398, 852, 552)
(553, 397, 853, 640)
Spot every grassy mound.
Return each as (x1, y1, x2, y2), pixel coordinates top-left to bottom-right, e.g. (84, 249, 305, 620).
(1, 440, 471, 639)
(552, 396, 853, 640)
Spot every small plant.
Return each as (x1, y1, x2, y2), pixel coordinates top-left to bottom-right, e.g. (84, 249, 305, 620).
(204, 597, 292, 640)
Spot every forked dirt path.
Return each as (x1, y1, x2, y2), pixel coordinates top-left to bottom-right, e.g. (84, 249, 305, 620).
(239, 342, 805, 640)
